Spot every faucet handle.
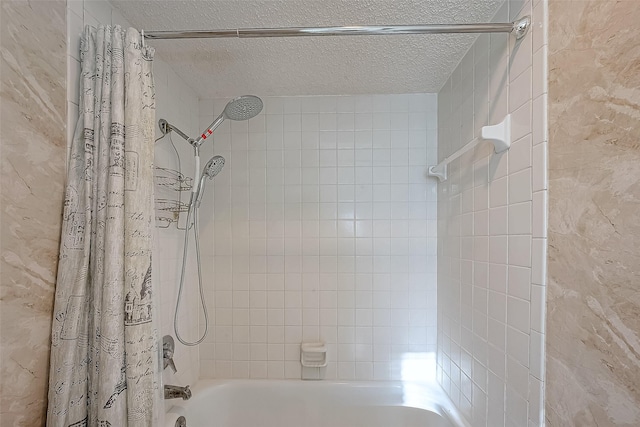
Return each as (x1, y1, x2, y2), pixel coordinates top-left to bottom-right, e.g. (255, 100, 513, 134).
(163, 335, 177, 373)
(165, 357, 177, 373)
(183, 385, 192, 400)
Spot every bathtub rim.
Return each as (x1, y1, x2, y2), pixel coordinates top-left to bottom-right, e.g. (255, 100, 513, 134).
(165, 379, 470, 427)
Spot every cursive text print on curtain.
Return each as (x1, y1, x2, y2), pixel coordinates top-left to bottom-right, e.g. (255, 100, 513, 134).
(47, 25, 161, 427)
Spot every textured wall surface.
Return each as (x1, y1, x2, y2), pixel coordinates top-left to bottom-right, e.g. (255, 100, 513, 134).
(202, 94, 438, 380)
(546, 1, 640, 425)
(0, 1, 67, 425)
(436, 0, 547, 425)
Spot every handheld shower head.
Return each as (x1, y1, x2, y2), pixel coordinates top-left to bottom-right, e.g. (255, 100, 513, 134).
(194, 95, 263, 146)
(203, 155, 225, 179)
(194, 156, 225, 207)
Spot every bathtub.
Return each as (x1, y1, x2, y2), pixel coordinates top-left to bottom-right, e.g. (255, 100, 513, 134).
(164, 379, 469, 427)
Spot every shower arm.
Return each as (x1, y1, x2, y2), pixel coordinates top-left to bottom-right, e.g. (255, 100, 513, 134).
(192, 114, 225, 147)
(158, 115, 225, 148)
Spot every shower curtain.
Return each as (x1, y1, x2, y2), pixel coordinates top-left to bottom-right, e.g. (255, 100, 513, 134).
(47, 26, 161, 426)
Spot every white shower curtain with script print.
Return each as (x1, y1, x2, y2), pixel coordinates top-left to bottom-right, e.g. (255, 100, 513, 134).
(47, 25, 161, 426)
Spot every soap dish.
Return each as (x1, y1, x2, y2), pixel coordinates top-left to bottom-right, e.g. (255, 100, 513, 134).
(300, 342, 327, 368)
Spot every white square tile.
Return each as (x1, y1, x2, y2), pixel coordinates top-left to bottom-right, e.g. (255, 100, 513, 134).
(507, 296, 530, 334)
(509, 134, 532, 174)
(532, 191, 547, 238)
(508, 201, 532, 235)
(488, 290, 507, 323)
(66, 101, 79, 154)
(528, 374, 544, 425)
(532, 142, 547, 193)
(532, 45, 547, 99)
(509, 168, 532, 203)
(489, 206, 509, 236)
(282, 97, 301, 114)
(67, 10, 84, 61)
(489, 264, 507, 293)
(506, 326, 529, 368)
(337, 132, 355, 150)
(532, 0, 547, 53)
(489, 236, 508, 264)
(511, 101, 532, 142)
(532, 94, 548, 146)
(66, 56, 81, 105)
(489, 176, 508, 207)
(338, 150, 355, 167)
(509, 67, 532, 112)
(531, 238, 546, 286)
(508, 235, 531, 267)
(530, 284, 545, 333)
(506, 356, 529, 399)
(337, 113, 355, 131)
(302, 114, 319, 132)
(530, 330, 544, 380)
(508, 265, 531, 301)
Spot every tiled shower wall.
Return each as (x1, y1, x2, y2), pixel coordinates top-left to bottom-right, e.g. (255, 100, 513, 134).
(436, 1, 547, 426)
(200, 94, 438, 380)
(66, 0, 203, 387)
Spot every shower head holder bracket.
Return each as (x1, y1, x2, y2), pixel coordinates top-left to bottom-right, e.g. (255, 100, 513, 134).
(158, 119, 196, 145)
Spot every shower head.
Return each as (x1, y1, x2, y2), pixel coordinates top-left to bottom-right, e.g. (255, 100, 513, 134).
(194, 155, 225, 208)
(203, 155, 225, 179)
(159, 96, 263, 149)
(223, 95, 263, 121)
(194, 95, 263, 147)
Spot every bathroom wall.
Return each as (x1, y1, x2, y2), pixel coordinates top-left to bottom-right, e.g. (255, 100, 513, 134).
(200, 94, 438, 380)
(0, 1, 66, 425)
(66, 0, 204, 388)
(546, 1, 640, 425)
(151, 60, 205, 388)
(436, 0, 547, 425)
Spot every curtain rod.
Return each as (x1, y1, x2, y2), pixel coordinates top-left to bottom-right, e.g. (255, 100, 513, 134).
(144, 16, 530, 40)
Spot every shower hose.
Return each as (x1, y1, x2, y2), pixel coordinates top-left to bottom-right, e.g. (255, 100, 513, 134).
(174, 191, 209, 346)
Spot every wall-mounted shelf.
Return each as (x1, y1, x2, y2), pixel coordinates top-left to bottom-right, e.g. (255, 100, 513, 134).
(154, 167, 192, 229)
(155, 198, 190, 228)
(155, 167, 193, 192)
(428, 114, 511, 182)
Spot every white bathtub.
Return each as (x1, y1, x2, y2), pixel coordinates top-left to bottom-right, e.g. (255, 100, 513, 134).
(164, 380, 469, 427)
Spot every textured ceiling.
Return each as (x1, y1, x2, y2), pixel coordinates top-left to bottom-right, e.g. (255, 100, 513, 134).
(111, 0, 503, 97)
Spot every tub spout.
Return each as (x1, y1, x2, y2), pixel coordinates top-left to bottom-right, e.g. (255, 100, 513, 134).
(164, 384, 192, 400)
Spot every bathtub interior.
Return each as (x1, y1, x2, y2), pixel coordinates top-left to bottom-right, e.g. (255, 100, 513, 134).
(165, 380, 470, 427)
